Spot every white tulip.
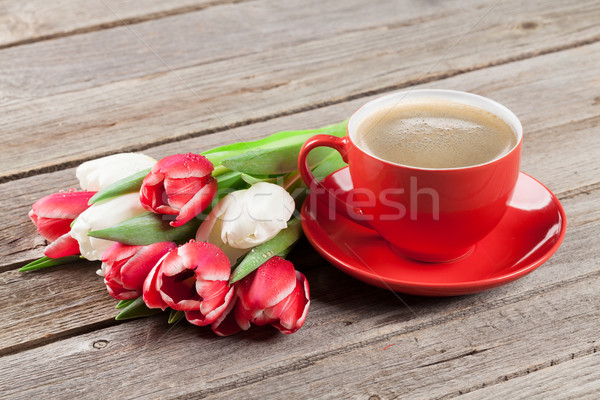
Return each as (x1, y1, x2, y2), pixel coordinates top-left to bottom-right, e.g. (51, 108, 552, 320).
(70, 193, 147, 261)
(77, 153, 156, 191)
(196, 182, 295, 263)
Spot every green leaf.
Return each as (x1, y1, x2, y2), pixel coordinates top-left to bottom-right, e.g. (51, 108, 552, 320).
(89, 168, 151, 204)
(222, 144, 332, 176)
(115, 297, 162, 320)
(168, 309, 184, 324)
(203, 120, 345, 156)
(204, 120, 347, 172)
(115, 299, 136, 309)
(89, 212, 201, 245)
(240, 173, 283, 185)
(19, 255, 82, 272)
(230, 218, 302, 283)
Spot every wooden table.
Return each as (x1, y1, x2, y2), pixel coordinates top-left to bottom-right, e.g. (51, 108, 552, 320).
(1, 1, 599, 398)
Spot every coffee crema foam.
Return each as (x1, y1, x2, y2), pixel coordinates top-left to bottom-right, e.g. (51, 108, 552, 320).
(355, 99, 517, 168)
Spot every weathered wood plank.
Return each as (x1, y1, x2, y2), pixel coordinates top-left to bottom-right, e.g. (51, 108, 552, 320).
(0, 0, 229, 49)
(0, 261, 116, 357)
(459, 353, 600, 399)
(200, 272, 600, 400)
(2, 0, 600, 179)
(2, 40, 599, 269)
(6, 0, 599, 105)
(0, 235, 597, 399)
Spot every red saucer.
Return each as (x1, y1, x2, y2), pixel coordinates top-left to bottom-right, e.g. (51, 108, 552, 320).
(301, 167, 566, 296)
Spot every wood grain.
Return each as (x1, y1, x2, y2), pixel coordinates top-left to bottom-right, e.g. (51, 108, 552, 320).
(1, 1, 599, 397)
(459, 352, 600, 400)
(2, 40, 599, 269)
(2, 0, 600, 179)
(0, 261, 116, 357)
(200, 271, 600, 400)
(0, 0, 233, 48)
(0, 233, 598, 399)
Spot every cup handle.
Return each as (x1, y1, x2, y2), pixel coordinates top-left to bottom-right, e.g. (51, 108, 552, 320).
(298, 135, 372, 228)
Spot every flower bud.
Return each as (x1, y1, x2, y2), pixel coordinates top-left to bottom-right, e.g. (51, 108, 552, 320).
(211, 256, 309, 336)
(28, 190, 95, 258)
(196, 182, 295, 263)
(139, 153, 217, 227)
(70, 193, 147, 260)
(77, 153, 156, 191)
(142, 241, 234, 326)
(101, 241, 176, 300)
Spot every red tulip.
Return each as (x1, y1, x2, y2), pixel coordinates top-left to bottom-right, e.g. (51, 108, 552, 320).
(102, 241, 177, 300)
(28, 190, 95, 258)
(143, 241, 234, 326)
(211, 257, 310, 336)
(139, 153, 217, 227)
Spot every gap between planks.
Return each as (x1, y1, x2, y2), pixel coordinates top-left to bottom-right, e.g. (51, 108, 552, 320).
(452, 351, 600, 400)
(0, 0, 253, 51)
(434, 346, 600, 400)
(2, 32, 600, 185)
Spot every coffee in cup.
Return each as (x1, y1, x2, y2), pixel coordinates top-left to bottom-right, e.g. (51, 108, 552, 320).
(355, 99, 517, 169)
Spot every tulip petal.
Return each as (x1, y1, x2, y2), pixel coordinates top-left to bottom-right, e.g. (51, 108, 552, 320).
(218, 183, 295, 249)
(159, 270, 201, 310)
(31, 191, 95, 220)
(186, 285, 234, 326)
(173, 241, 230, 281)
(237, 256, 296, 310)
(120, 242, 176, 290)
(195, 192, 238, 242)
(156, 153, 214, 179)
(233, 300, 252, 331)
(163, 177, 204, 209)
(77, 153, 156, 191)
(195, 245, 231, 282)
(140, 154, 216, 226)
(105, 280, 139, 300)
(197, 280, 230, 315)
(270, 271, 310, 333)
(44, 233, 81, 258)
(142, 261, 169, 310)
(140, 177, 177, 214)
(211, 295, 242, 336)
(35, 218, 73, 242)
(102, 242, 141, 264)
(171, 179, 217, 227)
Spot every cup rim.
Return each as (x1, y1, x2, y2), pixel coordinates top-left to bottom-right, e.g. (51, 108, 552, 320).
(347, 89, 523, 171)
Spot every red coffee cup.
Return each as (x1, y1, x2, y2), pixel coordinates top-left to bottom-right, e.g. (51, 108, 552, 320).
(298, 89, 523, 262)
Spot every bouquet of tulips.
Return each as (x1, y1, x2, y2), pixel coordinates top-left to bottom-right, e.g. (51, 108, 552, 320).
(23, 121, 347, 336)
